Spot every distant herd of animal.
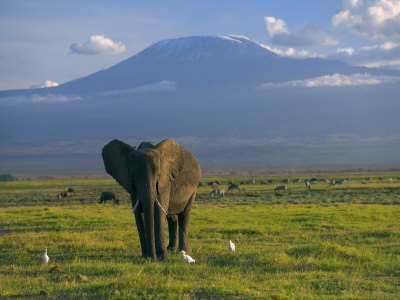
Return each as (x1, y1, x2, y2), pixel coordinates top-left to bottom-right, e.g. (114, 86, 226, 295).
(57, 188, 119, 204)
(198, 176, 394, 196)
(56, 176, 394, 204)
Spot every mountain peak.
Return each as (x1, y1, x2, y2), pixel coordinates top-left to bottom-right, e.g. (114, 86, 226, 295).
(138, 34, 274, 61)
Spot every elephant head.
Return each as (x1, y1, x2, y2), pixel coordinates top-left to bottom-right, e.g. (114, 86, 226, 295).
(102, 138, 201, 261)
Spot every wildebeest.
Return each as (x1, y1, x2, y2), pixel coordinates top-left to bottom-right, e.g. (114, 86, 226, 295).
(228, 183, 244, 192)
(67, 187, 75, 193)
(335, 179, 347, 185)
(210, 189, 225, 197)
(361, 180, 367, 184)
(305, 180, 311, 190)
(281, 179, 290, 184)
(99, 192, 119, 204)
(310, 178, 318, 183)
(58, 191, 71, 199)
(329, 180, 335, 186)
(293, 179, 303, 183)
(274, 185, 287, 193)
(208, 181, 218, 188)
(198, 181, 204, 187)
(245, 179, 256, 185)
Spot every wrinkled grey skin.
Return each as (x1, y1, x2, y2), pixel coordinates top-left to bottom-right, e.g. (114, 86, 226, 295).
(99, 191, 119, 204)
(102, 138, 201, 261)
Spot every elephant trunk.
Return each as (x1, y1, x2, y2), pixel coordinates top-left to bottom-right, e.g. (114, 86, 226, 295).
(140, 186, 157, 261)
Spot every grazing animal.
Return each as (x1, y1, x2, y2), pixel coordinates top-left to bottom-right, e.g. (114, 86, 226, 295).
(267, 179, 273, 184)
(361, 180, 367, 184)
(197, 181, 204, 187)
(329, 180, 336, 186)
(210, 189, 225, 197)
(181, 251, 195, 264)
(102, 138, 201, 261)
(245, 179, 256, 185)
(310, 178, 318, 183)
(99, 192, 119, 204)
(228, 183, 244, 192)
(274, 185, 287, 193)
(305, 180, 311, 190)
(42, 248, 49, 264)
(67, 187, 75, 193)
(58, 191, 71, 199)
(335, 179, 347, 185)
(229, 240, 235, 253)
(387, 177, 392, 182)
(281, 179, 290, 184)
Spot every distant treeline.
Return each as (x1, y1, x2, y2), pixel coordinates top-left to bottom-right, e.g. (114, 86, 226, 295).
(0, 174, 18, 181)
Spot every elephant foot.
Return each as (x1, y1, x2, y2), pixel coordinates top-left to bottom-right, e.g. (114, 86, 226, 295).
(157, 253, 168, 261)
(167, 243, 177, 251)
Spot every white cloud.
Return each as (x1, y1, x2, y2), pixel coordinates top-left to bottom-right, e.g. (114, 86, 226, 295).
(362, 41, 398, 51)
(265, 17, 338, 47)
(97, 80, 176, 96)
(261, 44, 324, 58)
(0, 94, 83, 105)
(336, 47, 355, 55)
(260, 73, 400, 89)
(70, 35, 127, 55)
(30, 80, 59, 89)
(332, 0, 400, 40)
(264, 16, 290, 37)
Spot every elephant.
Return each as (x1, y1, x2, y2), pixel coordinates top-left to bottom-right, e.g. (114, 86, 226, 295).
(102, 138, 201, 261)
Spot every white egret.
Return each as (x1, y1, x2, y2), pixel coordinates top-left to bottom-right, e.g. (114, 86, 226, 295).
(42, 248, 49, 264)
(229, 240, 235, 252)
(181, 250, 195, 264)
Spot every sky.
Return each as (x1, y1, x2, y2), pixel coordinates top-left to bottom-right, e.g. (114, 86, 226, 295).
(1, 0, 400, 91)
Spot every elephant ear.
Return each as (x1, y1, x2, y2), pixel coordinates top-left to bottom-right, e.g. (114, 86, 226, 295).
(102, 139, 135, 194)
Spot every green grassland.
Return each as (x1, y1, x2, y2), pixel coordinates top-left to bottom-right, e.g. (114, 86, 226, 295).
(0, 174, 400, 299)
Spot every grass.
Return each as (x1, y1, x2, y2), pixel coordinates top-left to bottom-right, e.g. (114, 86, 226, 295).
(0, 174, 400, 298)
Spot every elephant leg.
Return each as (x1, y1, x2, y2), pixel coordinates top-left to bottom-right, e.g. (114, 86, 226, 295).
(134, 206, 148, 258)
(178, 191, 196, 253)
(167, 215, 177, 251)
(154, 202, 168, 261)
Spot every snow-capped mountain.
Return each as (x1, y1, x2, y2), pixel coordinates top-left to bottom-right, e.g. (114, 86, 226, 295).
(1, 34, 398, 97)
(1, 35, 400, 173)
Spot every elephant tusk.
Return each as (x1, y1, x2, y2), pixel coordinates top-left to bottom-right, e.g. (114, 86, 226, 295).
(155, 197, 168, 216)
(132, 199, 139, 213)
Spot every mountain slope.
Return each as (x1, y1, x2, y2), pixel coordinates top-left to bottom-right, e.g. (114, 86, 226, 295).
(1, 35, 399, 97)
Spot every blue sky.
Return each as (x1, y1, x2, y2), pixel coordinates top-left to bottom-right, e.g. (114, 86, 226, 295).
(1, 0, 400, 90)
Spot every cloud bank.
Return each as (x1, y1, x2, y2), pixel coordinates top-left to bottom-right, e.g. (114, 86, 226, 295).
(97, 80, 177, 96)
(30, 80, 59, 89)
(70, 35, 127, 55)
(260, 73, 400, 89)
(332, 0, 400, 40)
(0, 93, 83, 105)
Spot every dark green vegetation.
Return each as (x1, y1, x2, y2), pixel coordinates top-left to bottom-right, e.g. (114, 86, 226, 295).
(1, 174, 400, 299)
(0, 174, 19, 182)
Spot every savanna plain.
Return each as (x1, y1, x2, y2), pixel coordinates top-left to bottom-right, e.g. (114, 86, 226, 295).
(1, 173, 400, 299)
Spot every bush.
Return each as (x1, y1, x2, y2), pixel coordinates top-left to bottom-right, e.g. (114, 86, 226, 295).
(0, 174, 18, 181)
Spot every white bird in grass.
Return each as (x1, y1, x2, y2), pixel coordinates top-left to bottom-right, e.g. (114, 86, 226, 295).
(181, 251, 195, 264)
(229, 240, 235, 253)
(42, 248, 49, 264)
